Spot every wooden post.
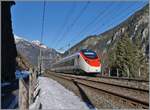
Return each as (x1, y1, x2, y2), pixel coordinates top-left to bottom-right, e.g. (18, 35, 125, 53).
(33, 69, 37, 86)
(29, 67, 38, 105)
(29, 73, 31, 105)
(19, 79, 29, 109)
(29, 68, 33, 105)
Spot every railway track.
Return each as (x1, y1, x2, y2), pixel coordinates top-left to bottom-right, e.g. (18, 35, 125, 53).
(61, 73, 149, 91)
(98, 75, 149, 82)
(45, 72, 149, 109)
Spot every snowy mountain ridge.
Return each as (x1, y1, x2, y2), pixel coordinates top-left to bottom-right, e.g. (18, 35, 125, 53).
(31, 40, 48, 49)
(14, 34, 29, 43)
(14, 35, 48, 49)
(15, 34, 61, 69)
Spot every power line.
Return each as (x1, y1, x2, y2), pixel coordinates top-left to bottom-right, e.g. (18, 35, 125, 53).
(39, 1, 46, 74)
(68, 2, 136, 47)
(55, 1, 90, 49)
(72, 2, 113, 41)
(91, 3, 136, 34)
(67, 2, 115, 45)
(56, 2, 141, 52)
(56, 1, 90, 48)
(89, 2, 143, 35)
(53, 2, 77, 48)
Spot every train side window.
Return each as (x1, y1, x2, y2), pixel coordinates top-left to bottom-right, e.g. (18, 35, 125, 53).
(55, 59, 75, 68)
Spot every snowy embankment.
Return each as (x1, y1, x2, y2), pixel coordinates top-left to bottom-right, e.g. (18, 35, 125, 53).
(30, 77, 89, 110)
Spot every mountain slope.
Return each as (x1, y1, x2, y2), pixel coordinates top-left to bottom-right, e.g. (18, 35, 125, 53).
(67, 4, 149, 56)
(15, 35, 61, 69)
(16, 52, 33, 71)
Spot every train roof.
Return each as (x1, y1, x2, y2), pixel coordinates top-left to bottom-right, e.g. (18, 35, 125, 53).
(52, 49, 96, 66)
(52, 52, 80, 65)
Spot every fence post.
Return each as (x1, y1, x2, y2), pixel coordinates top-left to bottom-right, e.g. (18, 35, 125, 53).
(29, 68, 33, 105)
(34, 69, 36, 86)
(19, 79, 29, 109)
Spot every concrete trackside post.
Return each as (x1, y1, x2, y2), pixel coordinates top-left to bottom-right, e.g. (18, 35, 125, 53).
(109, 68, 111, 77)
(139, 67, 141, 77)
(117, 68, 119, 77)
(127, 68, 130, 78)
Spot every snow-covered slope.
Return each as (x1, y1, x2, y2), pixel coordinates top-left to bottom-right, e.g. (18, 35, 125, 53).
(15, 35, 48, 49)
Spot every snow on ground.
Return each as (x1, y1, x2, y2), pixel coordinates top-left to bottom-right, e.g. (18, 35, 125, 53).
(31, 76, 90, 110)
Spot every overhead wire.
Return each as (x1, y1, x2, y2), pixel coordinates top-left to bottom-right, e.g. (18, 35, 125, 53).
(91, 2, 140, 34)
(93, 1, 146, 34)
(102, 2, 148, 33)
(55, 1, 90, 50)
(71, 2, 133, 45)
(53, 2, 77, 48)
(90, 2, 134, 34)
(68, 2, 137, 48)
(76, 3, 113, 37)
(39, 1, 46, 73)
(54, 2, 143, 52)
(67, 2, 115, 46)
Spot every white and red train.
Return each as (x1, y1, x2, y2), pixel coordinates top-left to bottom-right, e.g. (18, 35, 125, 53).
(51, 49, 101, 75)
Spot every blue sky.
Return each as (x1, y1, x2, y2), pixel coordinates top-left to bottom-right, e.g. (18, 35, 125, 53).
(11, 0, 148, 52)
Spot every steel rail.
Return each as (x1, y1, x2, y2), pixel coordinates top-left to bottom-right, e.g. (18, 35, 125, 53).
(98, 76, 149, 83)
(60, 73, 149, 91)
(45, 72, 149, 108)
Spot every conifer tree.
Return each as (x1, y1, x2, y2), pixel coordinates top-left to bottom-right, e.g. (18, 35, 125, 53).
(115, 33, 131, 77)
(113, 33, 140, 78)
(134, 37, 147, 78)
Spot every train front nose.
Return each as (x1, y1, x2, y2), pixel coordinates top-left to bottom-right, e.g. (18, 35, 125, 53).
(80, 49, 101, 73)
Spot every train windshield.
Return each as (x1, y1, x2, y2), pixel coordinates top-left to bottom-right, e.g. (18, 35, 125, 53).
(82, 50, 98, 59)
